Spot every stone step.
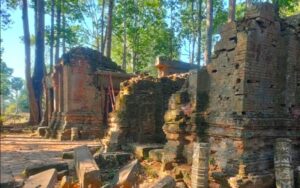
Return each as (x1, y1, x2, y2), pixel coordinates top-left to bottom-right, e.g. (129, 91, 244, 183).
(149, 175, 176, 188)
(23, 162, 68, 178)
(128, 143, 164, 160)
(24, 168, 57, 188)
(74, 145, 101, 188)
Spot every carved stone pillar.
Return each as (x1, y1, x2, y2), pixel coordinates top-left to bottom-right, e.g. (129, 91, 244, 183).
(191, 142, 209, 188)
(274, 138, 294, 188)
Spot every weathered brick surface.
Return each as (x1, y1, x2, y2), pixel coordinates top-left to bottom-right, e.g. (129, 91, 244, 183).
(161, 3, 300, 188)
(47, 47, 130, 140)
(103, 74, 188, 151)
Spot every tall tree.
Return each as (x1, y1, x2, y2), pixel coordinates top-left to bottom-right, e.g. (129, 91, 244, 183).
(50, 0, 55, 73)
(22, 0, 39, 124)
(204, 0, 213, 65)
(196, 0, 202, 66)
(32, 0, 45, 123)
(62, 0, 66, 54)
(101, 0, 106, 53)
(55, 0, 61, 62)
(106, 0, 114, 58)
(228, 0, 236, 22)
(122, 0, 127, 71)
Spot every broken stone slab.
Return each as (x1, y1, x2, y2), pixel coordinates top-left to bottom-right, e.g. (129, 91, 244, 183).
(94, 151, 133, 169)
(74, 145, 101, 188)
(60, 176, 71, 188)
(62, 151, 74, 159)
(112, 159, 141, 188)
(23, 162, 69, 177)
(24, 168, 57, 188)
(176, 181, 188, 188)
(149, 149, 164, 162)
(128, 143, 164, 159)
(0, 171, 15, 188)
(149, 175, 176, 188)
(57, 170, 69, 180)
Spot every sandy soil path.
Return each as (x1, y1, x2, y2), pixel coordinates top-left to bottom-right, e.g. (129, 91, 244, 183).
(0, 133, 100, 184)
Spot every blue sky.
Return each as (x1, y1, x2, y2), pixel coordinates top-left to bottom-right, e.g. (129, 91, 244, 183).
(2, 9, 31, 79)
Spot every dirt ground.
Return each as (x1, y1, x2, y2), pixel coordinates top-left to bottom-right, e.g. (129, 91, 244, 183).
(0, 133, 100, 185)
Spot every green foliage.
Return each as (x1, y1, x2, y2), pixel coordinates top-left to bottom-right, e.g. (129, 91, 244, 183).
(5, 103, 17, 114)
(11, 77, 23, 92)
(0, 61, 13, 97)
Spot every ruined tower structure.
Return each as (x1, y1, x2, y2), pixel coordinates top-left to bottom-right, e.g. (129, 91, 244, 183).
(103, 3, 300, 187)
(48, 47, 131, 140)
(161, 4, 300, 187)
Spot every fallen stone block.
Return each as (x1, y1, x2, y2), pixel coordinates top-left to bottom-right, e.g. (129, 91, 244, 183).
(129, 143, 164, 159)
(149, 149, 164, 162)
(74, 145, 101, 188)
(0, 171, 15, 188)
(150, 175, 176, 188)
(37, 126, 48, 137)
(94, 151, 133, 169)
(62, 151, 74, 159)
(23, 162, 69, 177)
(57, 170, 69, 180)
(112, 159, 141, 188)
(24, 168, 57, 188)
(60, 176, 71, 188)
(176, 181, 188, 188)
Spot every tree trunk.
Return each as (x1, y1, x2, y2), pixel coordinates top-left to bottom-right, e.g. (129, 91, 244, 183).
(204, 0, 213, 65)
(40, 71, 48, 127)
(122, 1, 127, 71)
(50, 0, 54, 73)
(32, 0, 45, 123)
(55, 0, 61, 63)
(62, 0, 66, 54)
(106, 0, 114, 58)
(22, 0, 39, 125)
(228, 0, 236, 22)
(101, 0, 106, 54)
(191, 0, 196, 64)
(196, 0, 202, 67)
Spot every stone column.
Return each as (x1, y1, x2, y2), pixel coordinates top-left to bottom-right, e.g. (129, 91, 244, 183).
(296, 166, 300, 188)
(191, 142, 209, 188)
(274, 138, 294, 188)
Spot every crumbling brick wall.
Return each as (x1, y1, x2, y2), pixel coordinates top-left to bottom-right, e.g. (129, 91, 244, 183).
(160, 3, 300, 188)
(204, 4, 300, 187)
(103, 74, 188, 151)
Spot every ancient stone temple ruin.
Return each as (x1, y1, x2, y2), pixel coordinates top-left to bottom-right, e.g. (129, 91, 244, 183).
(41, 3, 300, 187)
(47, 47, 131, 140)
(102, 3, 300, 187)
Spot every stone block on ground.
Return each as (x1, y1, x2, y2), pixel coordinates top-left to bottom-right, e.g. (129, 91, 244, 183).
(74, 145, 101, 188)
(23, 162, 68, 177)
(176, 181, 188, 188)
(149, 175, 176, 188)
(57, 170, 69, 180)
(37, 127, 48, 137)
(24, 168, 57, 188)
(112, 159, 141, 188)
(60, 175, 71, 188)
(129, 143, 164, 159)
(62, 151, 74, 159)
(94, 151, 133, 169)
(149, 149, 164, 162)
(0, 171, 15, 188)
